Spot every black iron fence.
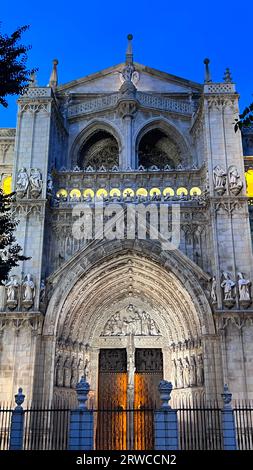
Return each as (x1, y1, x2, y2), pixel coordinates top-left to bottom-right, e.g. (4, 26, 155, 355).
(0, 402, 253, 450)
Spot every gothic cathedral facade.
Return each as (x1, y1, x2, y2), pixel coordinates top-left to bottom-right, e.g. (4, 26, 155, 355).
(1, 36, 253, 406)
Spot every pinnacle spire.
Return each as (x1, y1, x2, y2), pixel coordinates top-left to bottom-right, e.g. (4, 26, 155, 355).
(49, 59, 59, 89)
(203, 58, 212, 83)
(126, 34, 133, 64)
(223, 67, 232, 83)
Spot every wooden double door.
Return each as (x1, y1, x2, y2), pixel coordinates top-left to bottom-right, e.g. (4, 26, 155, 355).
(96, 348, 163, 450)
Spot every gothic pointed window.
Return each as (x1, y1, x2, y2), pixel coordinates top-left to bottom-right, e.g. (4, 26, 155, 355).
(138, 129, 181, 169)
(78, 130, 119, 170)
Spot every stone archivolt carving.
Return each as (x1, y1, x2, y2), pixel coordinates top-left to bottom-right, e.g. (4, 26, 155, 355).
(213, 165, 226, 195)
(228, 166, 243, 195)
(101, 304, 160, 336)
(221, 272, 235, 308)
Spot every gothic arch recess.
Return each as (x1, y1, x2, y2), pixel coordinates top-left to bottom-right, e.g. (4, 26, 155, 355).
(135, 118, 192, 169)
(44, 239, 214, 342)
(70, 121, 122, 169)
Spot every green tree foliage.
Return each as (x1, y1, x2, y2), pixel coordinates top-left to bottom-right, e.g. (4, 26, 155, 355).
(0, 189, 29, 285)
(0, 24, 36, 107)
(235, 102, 253, 132)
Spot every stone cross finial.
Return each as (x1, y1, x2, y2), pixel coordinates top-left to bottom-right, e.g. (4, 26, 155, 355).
(204, 58, 212, 83)
(221, 383, 232, 409)
(223, 67, 232, 83)
(49, 59, 59, 89)
(14, 387, 25, 410)
(76, 375, 90, 409)
(126, 34, 133, 64)
(158, 380, 173, 409)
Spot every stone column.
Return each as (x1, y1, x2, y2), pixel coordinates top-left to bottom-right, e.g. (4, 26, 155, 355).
(118, 100, 137, 170)
(221, 384, 237, 450)
(154, 380, 178, 450)
(9, 388, 25, 450)
(68, 376, 93, 450)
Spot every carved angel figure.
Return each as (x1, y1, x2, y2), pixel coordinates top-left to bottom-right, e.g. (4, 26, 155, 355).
(211, 276, 217, 303)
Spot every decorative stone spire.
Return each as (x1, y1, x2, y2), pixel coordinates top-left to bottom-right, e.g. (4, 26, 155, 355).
(204, 58, 212, 83)
(223, 67, 232, 83)
(28, 71, 38, 87)
(49, 59, 59, 89)
(126, 33, 133, 64)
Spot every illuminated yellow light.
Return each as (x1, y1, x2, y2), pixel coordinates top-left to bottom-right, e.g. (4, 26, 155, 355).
(190, 186, 201, 196)
(70, 188, 81, 198)
(109, 188, 121, 197)
(83, 188, 94, 198)
(2, 175, 12, 194)
(56, 188, 68, 198)
(176, 187, 188, 196)
(149, 187, 161, 196)
(163, 187, 175, 196)
(96, 188, 108, 198)
(245, 170, 253, 197)
(123, 188, 134, 197)
(136, 188, 148, 197)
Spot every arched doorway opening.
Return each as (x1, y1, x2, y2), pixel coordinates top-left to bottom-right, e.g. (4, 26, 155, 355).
(42, 240, 217, 448)
(78, 129, 119, 170)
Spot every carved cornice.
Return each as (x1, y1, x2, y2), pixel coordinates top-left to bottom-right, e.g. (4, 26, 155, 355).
(0, 312, 44, 335)
(0, 128, 16, 138)
(209, 196, 249, 215)
(204, 94, 238, 112)
(214, 311, 253, 331)
(12, 199, 47, 218)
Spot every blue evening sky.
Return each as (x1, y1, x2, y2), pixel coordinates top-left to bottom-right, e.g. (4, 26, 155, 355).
(1, 0, 253, 127)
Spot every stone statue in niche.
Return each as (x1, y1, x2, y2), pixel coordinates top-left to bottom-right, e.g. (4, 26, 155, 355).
(221, 272, 236, 308)
(210, 276, 217, 304)
(172, 359, 177, 388)
(30, 168, 42, 197)
(183, 357, 190, 388)
(237, 272, 251, 308)
(63, 357, 71, 388)
(228, 166, 243, 195)
(5, 275, 19, 308)
(83, 358, 90, 381)
(55, 356, 64, 387)
(70, 357, 78, 389)
(177, 358, 184, 389)
(22, 274, 35, 309)
(213, 165, 227, 195)
(16, 168, 29, 197)
(47, 173, 53, 194)
(101, 304, 160, 336)
(189, 355, 197, 387)
(196, 354, 204, 386)
(127, 351, 135, 388)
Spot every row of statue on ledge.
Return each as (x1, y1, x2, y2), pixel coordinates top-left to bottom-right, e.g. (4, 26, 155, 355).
(1, 274, 46, 309)
(59, 163, 199, 173)
(213, 165, 243, 196)
(54, 191, 204, 205)
(16, 168, 43, 198)
(101, 305, 160, 336)
(55, 356, 90, 388)
(172, 354, 204, 389)
(211, 272, 251, 308)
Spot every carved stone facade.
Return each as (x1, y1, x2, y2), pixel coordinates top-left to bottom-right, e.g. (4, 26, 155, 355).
(0, 38, 253, 406)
